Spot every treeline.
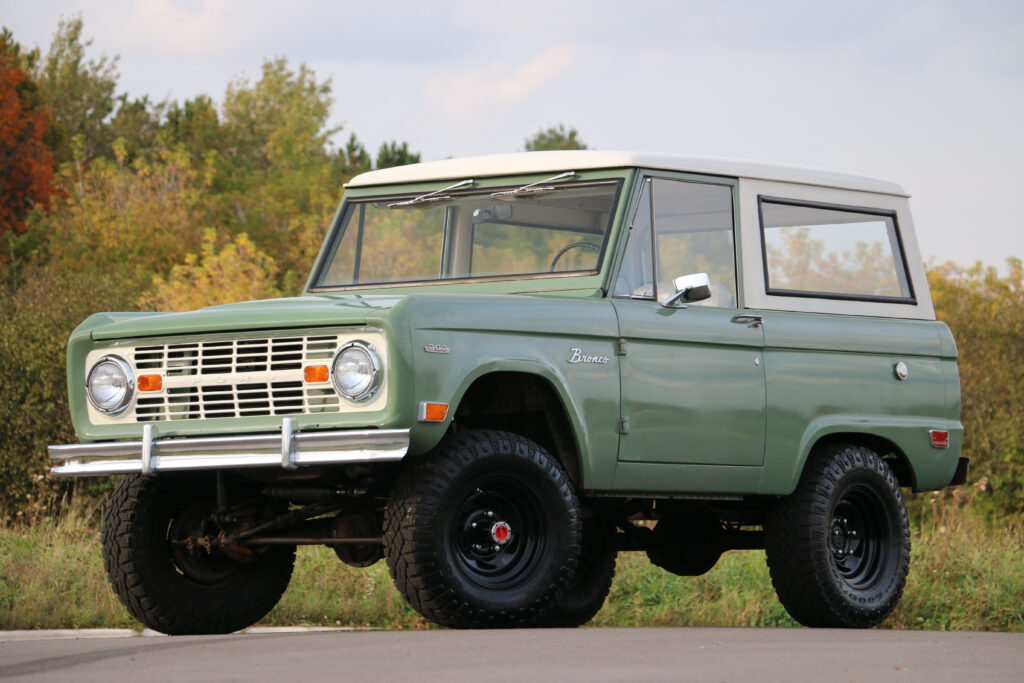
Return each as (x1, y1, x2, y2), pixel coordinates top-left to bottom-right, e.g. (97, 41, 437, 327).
(0, 19, 1019, 523)
(0, 18, 586, 517)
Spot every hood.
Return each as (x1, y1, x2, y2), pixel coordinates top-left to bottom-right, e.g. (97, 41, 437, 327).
(88, 294, 405, 340)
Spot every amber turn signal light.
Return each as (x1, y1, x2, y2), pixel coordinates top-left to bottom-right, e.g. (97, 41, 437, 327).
(304, 365, 330, 383)
(418, 402, 449, 422)
(137, 375, 163, 392)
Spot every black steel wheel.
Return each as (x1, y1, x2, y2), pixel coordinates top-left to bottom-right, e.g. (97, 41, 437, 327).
(383, 430, 581, 628)
(103, 473, 295, 635)
(451, 477, 548, 589)
(765, 444, 910, 628)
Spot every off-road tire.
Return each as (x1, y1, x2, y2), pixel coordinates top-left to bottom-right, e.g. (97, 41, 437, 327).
(102, 473, 295, 635)
(539, 519, 616, 627)
(765, 444, 910, 628)
(383, 429, 581, 628)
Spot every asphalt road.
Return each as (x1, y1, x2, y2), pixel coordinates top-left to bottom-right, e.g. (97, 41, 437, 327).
(0, 627, 1021, 682)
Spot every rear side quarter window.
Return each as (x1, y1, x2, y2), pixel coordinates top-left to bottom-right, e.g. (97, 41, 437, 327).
(758, 197, 915, 303)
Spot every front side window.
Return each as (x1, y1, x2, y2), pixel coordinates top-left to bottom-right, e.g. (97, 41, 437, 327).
(759, 198, 914, 302)
(315, 180, 620, 288)
(614, 177, 737, 307)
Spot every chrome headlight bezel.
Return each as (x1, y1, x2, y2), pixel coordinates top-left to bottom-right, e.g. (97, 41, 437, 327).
(331, 341, 382, 402)
(86, 355, 135, 415)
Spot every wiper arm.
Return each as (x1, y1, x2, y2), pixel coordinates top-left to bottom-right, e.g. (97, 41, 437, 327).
(388, 178, 475, 208)
(490, 171, 578, 200)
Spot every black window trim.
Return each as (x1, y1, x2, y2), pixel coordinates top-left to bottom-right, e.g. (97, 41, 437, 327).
(757, 195, 917, 305)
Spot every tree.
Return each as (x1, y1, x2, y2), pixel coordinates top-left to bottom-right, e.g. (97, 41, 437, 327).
(140, 229, 281, 311)
(33, 16, 118, 164)
(928, 258, 1024, 519)
(214, 58, 344, 284)
(375, 140, 420, 169)
(162, 95, 222, 163)
(220, 57, 337, 179)
(524, 124, 587, 151)
(108, 94, 166, 161)
(338, 132, 371, 179)
(0, 31, 56, 246)
(42, 144, 207, 289)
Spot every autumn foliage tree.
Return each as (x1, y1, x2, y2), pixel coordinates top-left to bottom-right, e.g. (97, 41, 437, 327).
(929, 258, 1024, 519)
(140, 229, 281, 312)
(0, 33, 56, 246)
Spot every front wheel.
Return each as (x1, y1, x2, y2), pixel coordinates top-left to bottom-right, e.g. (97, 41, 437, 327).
(383, 430, 581, 628)
(765, 444, 910, 628)
(539, 517, 616, 627)
(103, 474, 295, 635)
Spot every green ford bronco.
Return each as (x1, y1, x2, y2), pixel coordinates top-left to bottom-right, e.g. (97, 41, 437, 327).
(51, 151, 968, 634)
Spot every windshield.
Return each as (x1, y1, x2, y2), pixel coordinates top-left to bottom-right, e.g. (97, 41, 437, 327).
(314, 180, 621, 288)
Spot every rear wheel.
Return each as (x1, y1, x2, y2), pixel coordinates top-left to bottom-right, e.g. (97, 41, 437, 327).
(383, 430, 581, 628)
(765, 444, 910, 628)
(103, 473, 295, 635)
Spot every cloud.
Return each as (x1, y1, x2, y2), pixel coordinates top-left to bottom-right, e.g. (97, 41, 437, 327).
(113, 0, 264, 57)
(424, 43, 579, 118)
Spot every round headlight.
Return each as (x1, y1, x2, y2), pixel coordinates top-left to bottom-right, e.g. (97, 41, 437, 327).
(86, 356, 134, 414)
(331, 341, 381, 401)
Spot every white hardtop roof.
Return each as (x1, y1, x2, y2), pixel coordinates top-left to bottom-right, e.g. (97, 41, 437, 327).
(346, 150, 908, 196)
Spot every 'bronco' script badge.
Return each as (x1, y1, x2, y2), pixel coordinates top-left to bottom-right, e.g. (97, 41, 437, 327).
(568, 348, 610, 365)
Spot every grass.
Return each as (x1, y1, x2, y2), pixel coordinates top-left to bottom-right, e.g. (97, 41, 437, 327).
(1, 501, 1021, 632)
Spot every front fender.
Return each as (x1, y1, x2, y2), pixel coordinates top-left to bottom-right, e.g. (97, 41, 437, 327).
(398, 295, 621, 489)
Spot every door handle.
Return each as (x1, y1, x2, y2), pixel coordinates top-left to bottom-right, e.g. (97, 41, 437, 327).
(731, 314, 763, 328)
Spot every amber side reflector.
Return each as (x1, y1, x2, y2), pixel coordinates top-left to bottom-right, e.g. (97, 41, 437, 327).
(304, 365, 330, 383)
(419, 402, 449, 422)
(138, 375, 163, 392)
(929, 430, 950, 448)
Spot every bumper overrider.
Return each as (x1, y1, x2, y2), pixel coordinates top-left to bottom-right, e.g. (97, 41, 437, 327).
(49, 417, 409, 477)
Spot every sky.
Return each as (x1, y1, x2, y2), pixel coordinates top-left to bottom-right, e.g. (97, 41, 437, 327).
(3, 0, 1022, 270)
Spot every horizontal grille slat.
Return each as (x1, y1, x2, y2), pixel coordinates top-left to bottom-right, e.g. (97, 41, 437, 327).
(126, 332, 352, 422)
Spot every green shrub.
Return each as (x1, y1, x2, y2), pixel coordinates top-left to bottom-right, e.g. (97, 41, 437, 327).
(0, 264, 134, 519)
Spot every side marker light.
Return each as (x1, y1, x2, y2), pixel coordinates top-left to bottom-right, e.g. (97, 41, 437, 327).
(418, 402, 449, 422)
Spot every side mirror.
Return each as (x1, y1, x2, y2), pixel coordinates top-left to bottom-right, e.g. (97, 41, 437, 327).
(661, 272, 712, 308)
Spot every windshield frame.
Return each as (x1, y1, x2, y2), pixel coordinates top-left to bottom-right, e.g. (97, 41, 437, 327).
(307, 173, 627, 293)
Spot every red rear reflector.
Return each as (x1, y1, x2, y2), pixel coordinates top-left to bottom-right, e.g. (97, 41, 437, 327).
(304, 365, 329, 383)
(138, 375, 162, 392)
(418, 402, 449, 422)
(929, 430, 950, 448)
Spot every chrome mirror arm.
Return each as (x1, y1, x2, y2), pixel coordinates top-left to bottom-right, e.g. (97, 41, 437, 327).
(660, 289, 689, 308)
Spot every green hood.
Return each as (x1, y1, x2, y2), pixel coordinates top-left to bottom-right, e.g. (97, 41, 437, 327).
(88, 295, 405, 340)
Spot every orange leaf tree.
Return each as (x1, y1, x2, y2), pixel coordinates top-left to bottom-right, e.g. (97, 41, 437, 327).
(0, 34, 56, 244)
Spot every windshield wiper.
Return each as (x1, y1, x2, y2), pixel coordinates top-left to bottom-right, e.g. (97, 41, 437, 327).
(388, 178, 475, 208)
(490, 171, 578, 200)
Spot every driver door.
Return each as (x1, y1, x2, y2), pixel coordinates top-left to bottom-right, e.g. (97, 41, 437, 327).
(612, 176, 766, 467)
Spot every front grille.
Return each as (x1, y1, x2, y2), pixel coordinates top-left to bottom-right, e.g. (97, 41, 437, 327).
(128, 334, 343, 422)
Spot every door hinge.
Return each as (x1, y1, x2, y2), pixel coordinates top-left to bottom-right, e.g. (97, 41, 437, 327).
(618, 417, 631, 434)
(616, 338, 627, 356)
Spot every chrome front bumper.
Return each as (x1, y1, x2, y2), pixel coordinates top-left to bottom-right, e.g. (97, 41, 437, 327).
(49, 418, 409, 477)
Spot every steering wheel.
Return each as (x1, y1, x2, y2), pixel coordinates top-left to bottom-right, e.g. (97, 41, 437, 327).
(549, 242, 600, 272)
